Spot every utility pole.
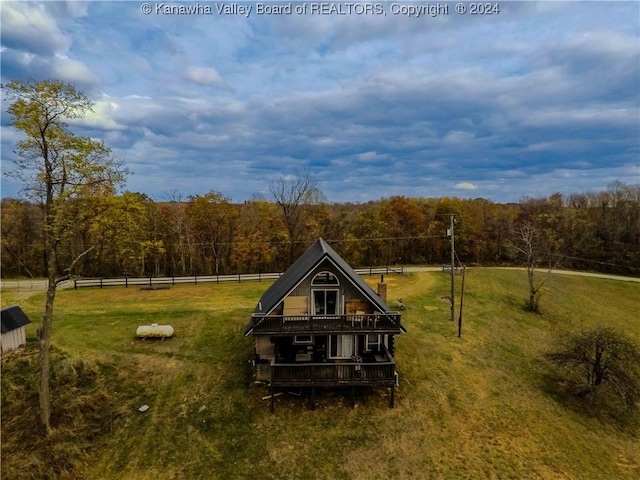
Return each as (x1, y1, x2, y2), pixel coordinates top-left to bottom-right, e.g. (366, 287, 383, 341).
(450, 214, 455, 322)
(458, 266, 466, 337)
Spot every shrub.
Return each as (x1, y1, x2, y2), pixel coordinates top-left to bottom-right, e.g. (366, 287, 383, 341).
(547, 327, 640, 412)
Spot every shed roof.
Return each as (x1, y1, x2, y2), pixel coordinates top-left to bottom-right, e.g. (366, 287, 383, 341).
(1, 305, 31, 333)
(252, 237, 390, 316)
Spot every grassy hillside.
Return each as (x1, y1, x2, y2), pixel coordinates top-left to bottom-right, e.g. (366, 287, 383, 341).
(2, 270, 639, 479)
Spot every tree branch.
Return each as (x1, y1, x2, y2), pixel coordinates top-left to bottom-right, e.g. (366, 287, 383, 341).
(55, 246, 95, 285)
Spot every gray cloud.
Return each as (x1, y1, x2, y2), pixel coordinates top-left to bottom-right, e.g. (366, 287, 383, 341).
(1, 1, 638, 203)
(0, 2, 71, 56)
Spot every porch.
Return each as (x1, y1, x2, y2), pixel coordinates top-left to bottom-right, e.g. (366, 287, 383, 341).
(264, 346, 398, 410)
(269, 346, 397, 388)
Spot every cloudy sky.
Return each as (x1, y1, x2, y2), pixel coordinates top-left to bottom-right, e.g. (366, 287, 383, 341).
(1, 1, 638, 203)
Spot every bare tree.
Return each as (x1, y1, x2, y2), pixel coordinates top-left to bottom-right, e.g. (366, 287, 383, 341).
(269, 169, 325, 262)
(3, 79, 127, 433)
(512, 222, 562, 312)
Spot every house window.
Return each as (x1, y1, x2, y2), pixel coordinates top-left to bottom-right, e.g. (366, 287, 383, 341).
(311, 271, 340, 315)
(365, 334, 381, 352)
(313, 289, 339, 315)
(311, 271, 340, 286)
(329, 335, 355, 359)
(293, 335, 313, 345)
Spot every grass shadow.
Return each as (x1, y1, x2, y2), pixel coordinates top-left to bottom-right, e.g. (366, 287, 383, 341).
(539, 367, 640, 433)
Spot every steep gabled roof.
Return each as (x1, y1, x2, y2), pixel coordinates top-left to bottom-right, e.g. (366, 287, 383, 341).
(253, 238, 390, 316)
(1, 305, 31, 334)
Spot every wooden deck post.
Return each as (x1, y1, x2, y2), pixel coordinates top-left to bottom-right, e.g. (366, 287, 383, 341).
(270, 387, 275, 413)
(309, 386, 315, 410)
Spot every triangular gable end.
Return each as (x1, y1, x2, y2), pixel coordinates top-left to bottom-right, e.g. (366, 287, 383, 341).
(247, 238, 391, 335)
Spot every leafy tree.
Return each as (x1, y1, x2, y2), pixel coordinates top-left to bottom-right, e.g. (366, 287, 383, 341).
(139, 195, 171, 276)
(428, 197, 466, 265)
(2, 79, 127, 433)
(462, 198, 516, 266)
(380, 196, 426, 264)
(0, 199, 44, 277)
(233, 200, 284, 273)
(547, 327, 640, 412)
(186, 191, 238, 275)
(346, 208, 388, 266)
(78, 193, 168, 277)
(160, 190, 190, 276)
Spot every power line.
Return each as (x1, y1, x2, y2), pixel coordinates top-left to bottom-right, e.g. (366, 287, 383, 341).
(495, 243, 640, 272)
(138, 235, 449, 249)
(88, 232, 640, 272)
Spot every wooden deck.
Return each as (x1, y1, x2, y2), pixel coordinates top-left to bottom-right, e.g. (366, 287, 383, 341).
(269, 346, 397, 388)
(270, 361, 396, 387)
(249, 313, 403, 335)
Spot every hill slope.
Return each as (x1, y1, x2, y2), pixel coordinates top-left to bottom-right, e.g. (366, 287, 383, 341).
(2, 269, 639, 479)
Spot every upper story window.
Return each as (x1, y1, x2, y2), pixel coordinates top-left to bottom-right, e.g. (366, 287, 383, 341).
(311, 271, 340, 286)
(311, 271, 340, 315)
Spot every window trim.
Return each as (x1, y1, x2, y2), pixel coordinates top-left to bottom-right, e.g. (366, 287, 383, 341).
(311, 288, 340, 316)
(311, 271, 340, 286)
(293, 335, 313, 345)
(365, 334, 381, 352)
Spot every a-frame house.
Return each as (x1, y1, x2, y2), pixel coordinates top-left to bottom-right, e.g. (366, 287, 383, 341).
(245, 238, 405, 407)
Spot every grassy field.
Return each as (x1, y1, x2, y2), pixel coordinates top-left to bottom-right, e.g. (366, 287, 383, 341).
(1, 269, 639, 479)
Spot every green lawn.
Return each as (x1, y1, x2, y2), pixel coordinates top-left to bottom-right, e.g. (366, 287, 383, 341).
(2, 270, 639, 479)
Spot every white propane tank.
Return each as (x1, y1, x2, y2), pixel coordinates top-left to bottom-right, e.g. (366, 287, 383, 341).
(136, 323, 174, 338)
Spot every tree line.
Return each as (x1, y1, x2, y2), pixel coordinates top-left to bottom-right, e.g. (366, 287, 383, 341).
(2, 180, 639, 279)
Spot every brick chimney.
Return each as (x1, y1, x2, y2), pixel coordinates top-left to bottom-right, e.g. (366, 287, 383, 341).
(377, 274, 387, 302)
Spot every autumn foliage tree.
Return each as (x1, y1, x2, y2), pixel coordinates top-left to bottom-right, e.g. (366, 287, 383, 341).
(233, 199, 284, 273)
(3, 79, 127, 433)
(1, 179, 638, 281)
(0, 198, 43, 277)
(186, 191, 238, 275)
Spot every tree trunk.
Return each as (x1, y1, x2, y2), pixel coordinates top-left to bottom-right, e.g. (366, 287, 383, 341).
(591, 346, 605, 389)
(527, 288, 539, 312)
(39, 252, 57, 434)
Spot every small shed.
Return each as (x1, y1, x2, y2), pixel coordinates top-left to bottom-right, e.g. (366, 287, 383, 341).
(1, 305, 31, 354)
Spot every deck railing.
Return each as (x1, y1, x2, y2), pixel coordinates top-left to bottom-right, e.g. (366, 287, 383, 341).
(249, 313, 403, 334)
(270, 359, 396, 387)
